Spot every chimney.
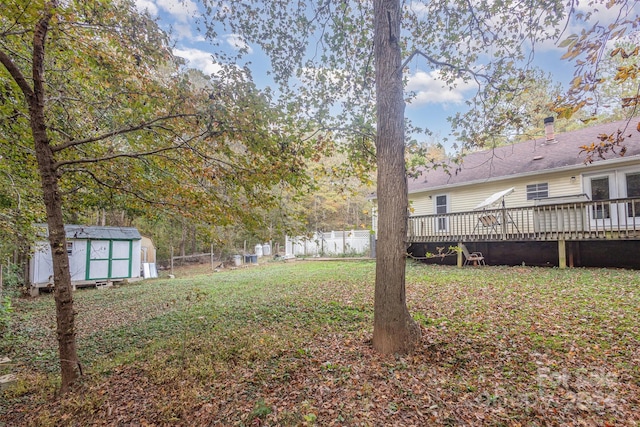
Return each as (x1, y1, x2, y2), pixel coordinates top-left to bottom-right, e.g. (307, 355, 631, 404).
(544, 116, 556, 142)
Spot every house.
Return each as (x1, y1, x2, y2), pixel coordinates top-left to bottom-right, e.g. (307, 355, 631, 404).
(29, 225, 143, 294)
(372, 117, 640, 268)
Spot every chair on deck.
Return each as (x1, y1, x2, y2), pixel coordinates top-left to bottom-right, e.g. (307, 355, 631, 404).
(479, 214, 500, 231)
(472, 213, 500, 234)
(460, 244, 485, 266)
(475, 212, 520, 234)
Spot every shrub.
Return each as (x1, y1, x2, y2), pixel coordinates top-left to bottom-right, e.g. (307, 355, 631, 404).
(0, 295, 13, 338)
(2, 263, 24, 297)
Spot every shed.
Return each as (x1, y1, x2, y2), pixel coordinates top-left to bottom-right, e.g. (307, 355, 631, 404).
(140, 235, 157, 264)
(29, 225, 142, 291)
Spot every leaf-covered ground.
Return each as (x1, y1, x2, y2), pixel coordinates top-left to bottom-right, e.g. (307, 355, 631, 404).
(2, 261, 639, 426)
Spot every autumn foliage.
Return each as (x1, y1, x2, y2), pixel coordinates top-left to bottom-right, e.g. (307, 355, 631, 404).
(2, 262, 640, 425)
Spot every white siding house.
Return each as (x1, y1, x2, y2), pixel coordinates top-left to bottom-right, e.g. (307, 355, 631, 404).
(372, 117, 640, 268)
(403, 118, 640, 219)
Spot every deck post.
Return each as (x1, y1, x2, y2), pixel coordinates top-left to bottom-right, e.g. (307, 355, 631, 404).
(457, 242, 463, 268)
(558, 239, 567, 269)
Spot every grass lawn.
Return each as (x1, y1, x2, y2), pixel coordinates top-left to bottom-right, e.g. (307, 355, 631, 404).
(1, 260, 639, 426)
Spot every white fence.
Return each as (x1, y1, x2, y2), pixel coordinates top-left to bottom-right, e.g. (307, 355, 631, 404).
(285, 230, 372, 257)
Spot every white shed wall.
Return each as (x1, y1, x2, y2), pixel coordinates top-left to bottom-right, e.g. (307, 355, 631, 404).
(131, 240, 142, 278)
(30, 240, 90, 285)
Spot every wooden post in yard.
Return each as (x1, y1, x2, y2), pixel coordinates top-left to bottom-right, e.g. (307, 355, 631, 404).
(210, 243, 214, 270)
(170, 246, 174, 276)
(457, 243, 463, 268)
(558, 239, 567, 269)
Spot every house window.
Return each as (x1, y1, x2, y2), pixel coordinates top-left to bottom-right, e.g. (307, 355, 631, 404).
(590, 176, 610, 219)
(435, 194, 448, 231)
(626, 173, 640, 217)
(526, 183, 549, 200)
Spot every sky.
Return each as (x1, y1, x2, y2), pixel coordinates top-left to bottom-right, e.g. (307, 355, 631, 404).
(133, 0, 639, 150)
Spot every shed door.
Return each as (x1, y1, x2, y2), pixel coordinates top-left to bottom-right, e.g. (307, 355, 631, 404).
(87, 240, 132, 280)
(111, 240, 132, 278)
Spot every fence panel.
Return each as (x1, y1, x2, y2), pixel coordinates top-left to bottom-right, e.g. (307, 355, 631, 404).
(286, 230, 371, 256)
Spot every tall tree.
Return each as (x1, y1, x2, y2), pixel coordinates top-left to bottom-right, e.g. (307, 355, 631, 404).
(371, 0, 421, 352)
(1, 2, 83, 392)
(0, 0, 316, 392)
(200, 0, 574, 354)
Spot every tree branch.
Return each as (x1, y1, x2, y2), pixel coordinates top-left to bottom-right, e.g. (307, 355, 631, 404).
(32, 1, 57, 109)
(0, 49, 34, 100)
(50, 114, 199, 153)
(398, 49, 491, 83)
(53, 142, 191, 170)
(68, 168, 186, 209)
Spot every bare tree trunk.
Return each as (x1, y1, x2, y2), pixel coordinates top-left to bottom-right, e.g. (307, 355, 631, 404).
(28, 1, 80, 392)
(191, 224, 197, 255)
(35, 144, 80, 393)
(372, 0, 421, 354)
(180, 220, 187, 257)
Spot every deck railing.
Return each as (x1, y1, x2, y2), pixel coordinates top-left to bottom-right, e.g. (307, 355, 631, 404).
(407, 197, 640, 242)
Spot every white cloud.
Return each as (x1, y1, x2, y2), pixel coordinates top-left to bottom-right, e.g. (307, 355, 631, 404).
(406, 1, 428, 17)
(172, 22, 197, 41)
(133, 0, 158, 16)
(407, 0, 636, 56)
(133, 0, 203, 42)
(173, 47, 222, 76)
(156, 0, 199, 23)
(223, 34, 254, 54)
(530, 1, 638, 53)
(574, 1, 633, 22)
(405, 70, 475, 106)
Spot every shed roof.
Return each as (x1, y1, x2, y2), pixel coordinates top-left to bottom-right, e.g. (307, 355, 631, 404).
(38, 224, 142, 240)
(408, 118, 640, 194)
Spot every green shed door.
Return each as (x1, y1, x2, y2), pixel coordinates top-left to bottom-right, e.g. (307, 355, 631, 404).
(87, 240, 132, 280)
(110, 240, 132, 278)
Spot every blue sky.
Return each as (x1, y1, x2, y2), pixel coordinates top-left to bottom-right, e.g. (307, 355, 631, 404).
(134, 0, 638, 149)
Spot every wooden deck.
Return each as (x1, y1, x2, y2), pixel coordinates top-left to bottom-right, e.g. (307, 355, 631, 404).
(407, 197, 640, 243)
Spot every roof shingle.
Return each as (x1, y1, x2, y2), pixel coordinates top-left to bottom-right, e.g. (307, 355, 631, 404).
(408, 118, 640, 193)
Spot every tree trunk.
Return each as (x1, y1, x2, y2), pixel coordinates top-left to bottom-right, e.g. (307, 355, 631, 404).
(29, 2, 80, 393)
(191, 224, 197, 255)
(180, 220, 187, 257)
(34, 137, 80, 394)
(372, 0, 421, 354)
